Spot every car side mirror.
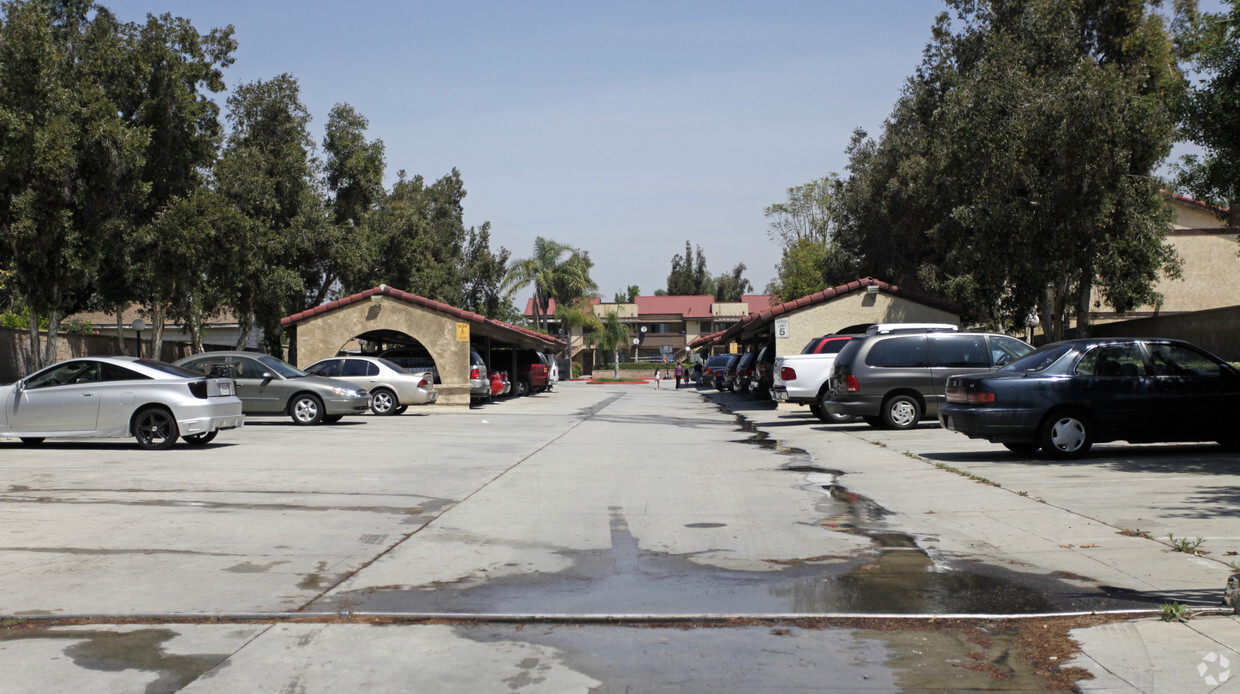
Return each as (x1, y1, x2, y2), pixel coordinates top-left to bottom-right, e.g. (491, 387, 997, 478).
(14, 379, 25, 394)
(261, 372, 275, 380)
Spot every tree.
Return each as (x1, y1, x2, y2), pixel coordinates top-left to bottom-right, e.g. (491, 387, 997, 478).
(461, 222, 514, 320)
(214, 73, 328, 354)
(765, 175, 857, 301)
(767, 237, 857, 301)
(834, 0, 1183, 340)
(613, 285, 639, 303)
(106, 10, 235, 355)
(765, 176, 839, 248)
(311, 103, 385, 306)
(554, 295, 601, 372)
(506, 236, 596, 332)
(351, 168, 474, 307)
(138, 190, 248, 353)
(1174, 0, 1240, 224)
(665, 240, 713, 295)
(0, 0, 145, 369)
(593, 310, 630, 380)
(713, 263, 752, 302)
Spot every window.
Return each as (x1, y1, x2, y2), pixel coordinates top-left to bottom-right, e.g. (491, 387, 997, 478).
(989, 335, 1034, 367)
(342, 359, 377, 377)
(1148, 343, 1221, 378)
(865, 336, 928, 368)
(25, 361, 99, 389)
(305, 360, 339, 377)
(1075, 344, 1145, 377)
(100, 363, 147, 382)
(233, 357, 271, 379)
(929, 335, 989, 368)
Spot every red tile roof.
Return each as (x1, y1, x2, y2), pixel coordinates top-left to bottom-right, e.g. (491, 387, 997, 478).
(523, 294, 773, 319)
(690, 277, 962, 348)
(283, 285, 563, 349)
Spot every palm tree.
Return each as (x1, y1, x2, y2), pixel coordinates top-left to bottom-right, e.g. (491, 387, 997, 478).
(554, 296, 602, 374)
(593, 311, 630, 380)
(505, 237, 596, 332)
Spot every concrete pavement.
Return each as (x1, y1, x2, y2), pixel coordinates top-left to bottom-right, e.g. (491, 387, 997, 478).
(2, 379, 1239, 691)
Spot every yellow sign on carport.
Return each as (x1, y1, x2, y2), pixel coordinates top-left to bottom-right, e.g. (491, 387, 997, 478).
(456, 322, 470, 342)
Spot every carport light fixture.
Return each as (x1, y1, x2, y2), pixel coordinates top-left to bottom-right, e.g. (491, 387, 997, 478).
(372, 284, 386, 305)
(866, 284, 879, 295)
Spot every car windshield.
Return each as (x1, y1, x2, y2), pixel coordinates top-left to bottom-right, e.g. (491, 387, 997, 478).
(997, 343, 1073, 373)
(257, 355, 308, 378)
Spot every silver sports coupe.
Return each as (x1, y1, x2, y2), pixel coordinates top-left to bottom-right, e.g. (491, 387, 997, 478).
(1, 356, 244, 449)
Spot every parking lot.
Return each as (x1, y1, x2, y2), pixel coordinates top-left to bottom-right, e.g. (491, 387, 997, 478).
(2, 381, 1238, 691)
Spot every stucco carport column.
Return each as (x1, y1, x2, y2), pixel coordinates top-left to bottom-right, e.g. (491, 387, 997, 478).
(291, 301, 471, 408)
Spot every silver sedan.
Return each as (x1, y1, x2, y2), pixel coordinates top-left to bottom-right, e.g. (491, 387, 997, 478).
(175, 351, 370, 425)
(0, 356, 244, 449)
(305, 356, 438, 415)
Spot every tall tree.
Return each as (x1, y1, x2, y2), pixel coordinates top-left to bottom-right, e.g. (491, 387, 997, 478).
(311, 102, 385, 306)
(355, 169, 468, 304)
(593, 310, 630, 380)
(835, 0, 1184, 340)
(764, 176, 839, 248)
(765, 175, 856, 301)
(713, 263, 752, 302)
(0, 0, 145, 368)
(665, 240, 713, 296)
(214, 73, 328, 354)
(613, 285, 639, 303)
(1174, 0, 1240, 225)
(107, 10, 235, 355)
(461, 221, 514, 320)
(506, 236, 596, 332)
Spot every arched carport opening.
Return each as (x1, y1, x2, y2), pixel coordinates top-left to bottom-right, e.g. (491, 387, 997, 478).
(281, 285, 564, 408)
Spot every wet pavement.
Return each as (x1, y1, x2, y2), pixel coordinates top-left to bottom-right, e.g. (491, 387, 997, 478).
(1, 380, 1238, 691)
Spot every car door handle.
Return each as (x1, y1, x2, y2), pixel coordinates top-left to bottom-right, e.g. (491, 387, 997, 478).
(82, 393, 94, 397)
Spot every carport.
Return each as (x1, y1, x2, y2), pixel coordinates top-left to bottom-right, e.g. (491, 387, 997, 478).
(281, 285, 563, 407)
(691, 277, 962, 358)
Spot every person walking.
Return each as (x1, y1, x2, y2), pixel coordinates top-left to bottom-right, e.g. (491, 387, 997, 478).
(653, 368, 662, 389)
(674, 362, 683, 389)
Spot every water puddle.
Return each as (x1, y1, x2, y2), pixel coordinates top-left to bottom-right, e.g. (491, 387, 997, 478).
(315, 402, 1150, 617)
(0, 627, 227, 693)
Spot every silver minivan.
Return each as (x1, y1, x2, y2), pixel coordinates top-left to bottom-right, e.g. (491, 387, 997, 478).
(826, 330, 1033, 429)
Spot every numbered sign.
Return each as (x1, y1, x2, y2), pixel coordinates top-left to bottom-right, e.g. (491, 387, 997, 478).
(775, 317, 791, 339)
(456, 322, 470, 342)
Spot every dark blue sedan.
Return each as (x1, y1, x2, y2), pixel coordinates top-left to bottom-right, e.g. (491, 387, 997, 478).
(938, 337, 1240, 458)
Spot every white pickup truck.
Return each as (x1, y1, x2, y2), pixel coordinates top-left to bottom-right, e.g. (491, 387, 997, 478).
(770, 335, 857, 423)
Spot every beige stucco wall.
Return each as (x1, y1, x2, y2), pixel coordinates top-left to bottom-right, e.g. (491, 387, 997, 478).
(593, 303, 637, 319)
(774, 292, 959, 359)
(1171, 203, 1225, 230)
(292, 301, 472, 407)
(1153, 232, 1240, 313)
(712, 302, 747, 317)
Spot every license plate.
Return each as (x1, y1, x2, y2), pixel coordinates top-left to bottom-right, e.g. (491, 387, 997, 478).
(219, 381, 234, 396)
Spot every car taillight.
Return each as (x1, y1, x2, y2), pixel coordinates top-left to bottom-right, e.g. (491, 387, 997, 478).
(946, 379, 996, 405)
(757, 364, 766, 377)
(845, 374, 860, 393)
(418, 378, 430, 388)
(742, 368, 752, 378)
(188, 380, 209, 399)
(780, 367, 796, 380)
(471, 367, 480, 379)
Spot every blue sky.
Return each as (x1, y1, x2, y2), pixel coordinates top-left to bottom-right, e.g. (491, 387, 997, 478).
(99, 1, 1202, 305)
